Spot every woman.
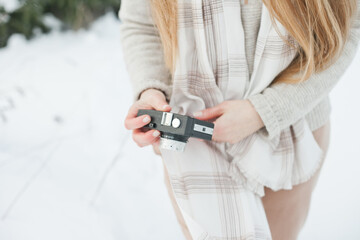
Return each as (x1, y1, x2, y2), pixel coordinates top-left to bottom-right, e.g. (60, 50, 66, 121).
(119, 0, 359, 239)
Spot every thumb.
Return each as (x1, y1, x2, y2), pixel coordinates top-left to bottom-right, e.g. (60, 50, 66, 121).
(193, 104, 224, 120)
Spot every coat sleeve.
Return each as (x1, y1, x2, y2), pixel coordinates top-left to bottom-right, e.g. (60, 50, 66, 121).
(247, 2, 360, 140)
(118, 0, 172, 102)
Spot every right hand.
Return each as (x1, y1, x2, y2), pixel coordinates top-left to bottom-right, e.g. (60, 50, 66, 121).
(124, 89, 171, 151)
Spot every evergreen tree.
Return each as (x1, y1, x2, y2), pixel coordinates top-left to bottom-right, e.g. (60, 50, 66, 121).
(0, 0, 121, 48)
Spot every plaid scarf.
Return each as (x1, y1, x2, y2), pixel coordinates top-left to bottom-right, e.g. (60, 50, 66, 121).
(160, 0, 323, 239)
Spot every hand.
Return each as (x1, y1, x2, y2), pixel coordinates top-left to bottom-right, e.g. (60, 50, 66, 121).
(124, 89, 171, 150)
(193, 100, 264, 144)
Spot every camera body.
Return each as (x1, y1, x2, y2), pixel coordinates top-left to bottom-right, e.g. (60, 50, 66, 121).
(137, 109, 214, 152)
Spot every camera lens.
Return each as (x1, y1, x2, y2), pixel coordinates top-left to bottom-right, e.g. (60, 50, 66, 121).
(160, 133, 189, 152)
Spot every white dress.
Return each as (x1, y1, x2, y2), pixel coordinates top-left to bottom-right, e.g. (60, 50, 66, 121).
(159, 0, 324, 239)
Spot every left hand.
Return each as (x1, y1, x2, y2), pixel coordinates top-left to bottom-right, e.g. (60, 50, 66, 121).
(193, 100, 265, 144)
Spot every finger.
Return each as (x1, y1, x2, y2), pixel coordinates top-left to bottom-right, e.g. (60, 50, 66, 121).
(194, 138, 205, 142)
(152, 139, 161, 155)
(210, 119, 226, 143)
(124, 114, 151, 130)
(151, 96, 172, 112)
(125, 101, 143, 123)
(152, 138, 160, 146)
(132, 129, 161, 147)
(192, 105, 224, 120)
(125, 96, 171, 125)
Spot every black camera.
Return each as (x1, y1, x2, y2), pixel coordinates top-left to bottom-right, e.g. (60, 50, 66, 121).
(137, 109, 214, 152)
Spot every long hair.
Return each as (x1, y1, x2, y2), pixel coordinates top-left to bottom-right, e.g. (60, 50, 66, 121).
(149, 0, 358, 84)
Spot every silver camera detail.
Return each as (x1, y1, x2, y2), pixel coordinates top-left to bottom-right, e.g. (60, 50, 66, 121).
(137, 109, 214, 152)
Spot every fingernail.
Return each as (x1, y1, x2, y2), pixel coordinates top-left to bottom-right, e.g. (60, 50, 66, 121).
(163, 104, 170, 110)
(143, 116, 150, 123)
(153, 131, 160, 137)
(193, 111, 202, 117)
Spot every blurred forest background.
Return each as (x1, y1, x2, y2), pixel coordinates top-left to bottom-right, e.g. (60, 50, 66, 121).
(0, 0, 121, 48)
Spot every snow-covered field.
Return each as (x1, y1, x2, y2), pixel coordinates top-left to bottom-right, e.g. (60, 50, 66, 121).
(0, 13, 359, 240)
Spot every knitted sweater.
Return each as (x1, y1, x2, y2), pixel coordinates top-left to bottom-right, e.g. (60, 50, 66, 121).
(118, 0, 360, 139)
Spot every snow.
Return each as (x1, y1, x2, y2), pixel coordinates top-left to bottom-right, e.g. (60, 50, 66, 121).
(0, 12, 359, 240)
(0, 0, 21, 12)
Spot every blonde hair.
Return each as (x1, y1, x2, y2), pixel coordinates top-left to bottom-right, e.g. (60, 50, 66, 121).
(150, 0, 358, 84)
(149, 0, 178, 73)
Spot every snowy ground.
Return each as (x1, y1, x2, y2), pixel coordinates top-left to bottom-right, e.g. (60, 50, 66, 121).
(0, 13, 359, 240)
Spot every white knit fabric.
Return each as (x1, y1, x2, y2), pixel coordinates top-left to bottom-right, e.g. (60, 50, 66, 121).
(160, 0, 324, 239)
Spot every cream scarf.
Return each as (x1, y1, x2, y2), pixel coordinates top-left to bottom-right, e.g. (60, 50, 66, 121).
(160, 0, 323, 239)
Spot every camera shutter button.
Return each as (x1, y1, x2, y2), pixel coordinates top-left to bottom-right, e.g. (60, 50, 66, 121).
(172, 118, 181, 128)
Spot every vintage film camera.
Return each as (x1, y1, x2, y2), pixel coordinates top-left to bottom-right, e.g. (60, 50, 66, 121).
(137, 109, 214, 152)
